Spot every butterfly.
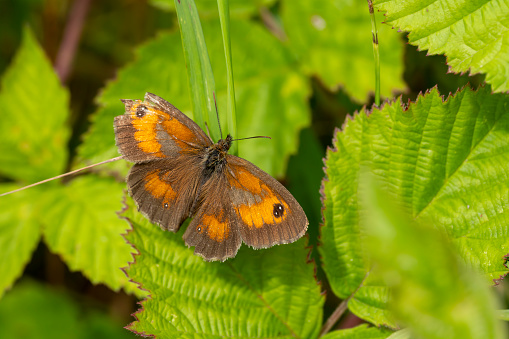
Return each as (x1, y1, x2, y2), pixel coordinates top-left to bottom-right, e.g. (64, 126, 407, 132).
(114, 93, 308, 261)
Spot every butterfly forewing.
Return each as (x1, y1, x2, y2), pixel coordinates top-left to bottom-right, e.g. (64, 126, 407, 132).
(114, 93, 211, 162)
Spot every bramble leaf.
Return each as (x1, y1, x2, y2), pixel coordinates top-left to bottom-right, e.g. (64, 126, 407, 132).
(321, 86, 509, 327)
(374, 0, 509, 92)
(0, 26, 70, 297)
(361, 175, 505, 339)
(123, 197, 323, 338)
(40, 176, 142, 296)
(0, 185, 42, 298)
(0, 27, 69, 182)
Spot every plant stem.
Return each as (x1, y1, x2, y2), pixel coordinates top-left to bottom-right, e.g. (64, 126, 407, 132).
(318, 298, 349, 336)
(367, 0, 380, 107)
(217, 0, 237, 154)
(55, 0, 92, 83)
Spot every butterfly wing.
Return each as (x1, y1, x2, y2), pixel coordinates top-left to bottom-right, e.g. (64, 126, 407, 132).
(225, 155, 308, 249)
(115, 92, 211, 232)
(127, 154, 205, 232)
(114, 92, 212, 162)
(182, 170, 242, 261)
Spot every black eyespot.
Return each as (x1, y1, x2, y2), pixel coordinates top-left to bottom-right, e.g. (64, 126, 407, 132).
(164, 203, 169, 208)
(197, 226, 202, 232)
(273, 203, 284, 218)
(136, 105, 148, 118)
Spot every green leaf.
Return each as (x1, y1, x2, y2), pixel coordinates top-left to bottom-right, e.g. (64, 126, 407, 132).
(0, 280, 136, 339)
(0, 27, 70, 182)
(175, 0, 220, 141)
(322, 324, 394, 339)
(123, 197, 323, 338)
(373, 0, 508, 92)
(79, 19, 310, 177)
(40, 176, 142, 296)
(496, 309, 509, 321)
(361, 175, 505, 339)
(320, 86, 509, 327)
(0, 184, 42, 298)
(281, 0, 406, 103)
(150, 0, 276, 17)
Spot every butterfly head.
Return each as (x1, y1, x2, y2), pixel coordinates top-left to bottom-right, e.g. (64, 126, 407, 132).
(217, 134, 233, 153)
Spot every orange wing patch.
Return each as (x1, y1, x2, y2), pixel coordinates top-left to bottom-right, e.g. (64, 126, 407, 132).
(237, 193, 289, 228)
(231, 167, 289, 228)
(131, 103, 165, 157)
(198, 212, 230, 242)
(143, 170, 176, 207)
(129, 102, 199, 156)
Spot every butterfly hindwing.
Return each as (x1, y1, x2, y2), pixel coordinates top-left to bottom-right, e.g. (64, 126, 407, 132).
(114, 92, 212, 162)
(183, 171, 242, 261)
(225, 156, 308, 249)
(127, 154, 203, 232)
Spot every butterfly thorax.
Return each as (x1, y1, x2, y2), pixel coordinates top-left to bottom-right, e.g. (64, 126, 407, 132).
(203, 134, 233, 176)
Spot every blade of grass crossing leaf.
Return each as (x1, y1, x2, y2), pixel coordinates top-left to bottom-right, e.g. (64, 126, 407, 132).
(217, 0, 238, 155)
(368, 0, 380, 107)
(174, 0, 221, 141)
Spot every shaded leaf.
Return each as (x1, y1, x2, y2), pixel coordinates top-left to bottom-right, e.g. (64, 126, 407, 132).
(361, 175, 505, 339)
(282, 0, 406, 102)
(0, 27, 69, 182)
(320, 86, 509, 326)
(0, 280, 136, 339)
(40, 176, 142, 296)
(123, 197, 323, 338)
(79, 20, 310, 177)
(0, 185, 42, 298)
(374, 0, 508, 92)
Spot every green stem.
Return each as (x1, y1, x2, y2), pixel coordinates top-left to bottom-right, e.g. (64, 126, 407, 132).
(368, 0, 380, 107)
(217, 0, 238, 154)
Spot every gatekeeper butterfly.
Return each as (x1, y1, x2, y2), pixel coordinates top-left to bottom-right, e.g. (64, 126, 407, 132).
(114, 93, 308, 261)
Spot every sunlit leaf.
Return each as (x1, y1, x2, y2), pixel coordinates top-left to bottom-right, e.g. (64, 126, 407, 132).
(373, 0, 508, 92)
(0, 27, 69, 182)
(321, 86, 509, 326)
(40, 176, 142, 296)
(0, 185, 42, 298)
(123, 197, 323, 338)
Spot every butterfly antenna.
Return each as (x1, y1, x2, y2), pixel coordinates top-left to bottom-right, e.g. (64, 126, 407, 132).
(0, 156, 124, 197)
(231, 136, 271, 141)
(213, 92, 223, 138)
